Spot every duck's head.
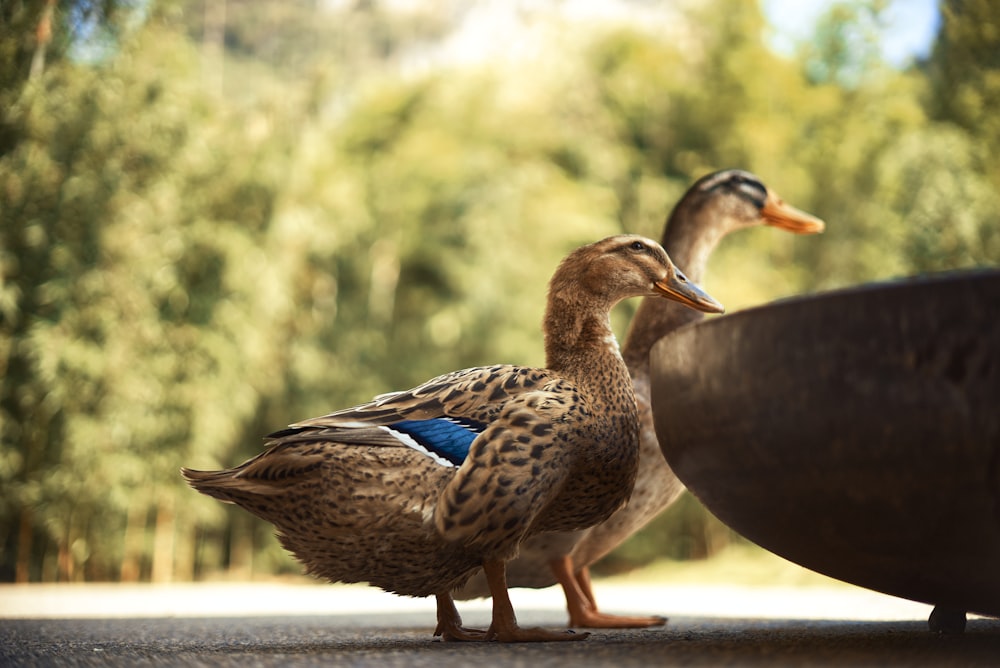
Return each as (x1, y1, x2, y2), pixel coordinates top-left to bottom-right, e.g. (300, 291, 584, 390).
(682, 169, 825, 235)
(553, 235, 725, 314)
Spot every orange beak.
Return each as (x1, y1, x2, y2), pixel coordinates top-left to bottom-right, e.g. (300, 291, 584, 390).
(761, 189, 825, 234)
(654, 269, 725, 315)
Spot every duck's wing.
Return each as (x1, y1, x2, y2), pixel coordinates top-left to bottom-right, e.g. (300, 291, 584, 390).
(433, 383, 579, 555)
(265, 364, 557, 467)
(190, 364, 585, 561)
(295, 364, 555, 426)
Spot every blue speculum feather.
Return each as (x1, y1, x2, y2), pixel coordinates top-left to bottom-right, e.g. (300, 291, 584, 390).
(389, 418, 486, 466)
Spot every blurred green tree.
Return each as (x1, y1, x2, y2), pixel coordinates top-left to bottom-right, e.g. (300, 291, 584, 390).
(2, 0, 997, 583)
(927, 0, 1000, 183)
(0, 15, 326, 580)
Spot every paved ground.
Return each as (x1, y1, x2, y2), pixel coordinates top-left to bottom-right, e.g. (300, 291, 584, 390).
(2, 583, 998, 666)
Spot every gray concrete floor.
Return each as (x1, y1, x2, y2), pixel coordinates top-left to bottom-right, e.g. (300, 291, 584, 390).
(2, 583, 998, 666)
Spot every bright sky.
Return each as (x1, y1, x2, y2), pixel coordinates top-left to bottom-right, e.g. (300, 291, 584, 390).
(762, 0, 942, 67)
(407, 1, 944, 74)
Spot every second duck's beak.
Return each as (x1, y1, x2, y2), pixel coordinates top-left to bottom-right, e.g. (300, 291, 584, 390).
(761, 189, 825, 234)
(654, 271, 725, 314)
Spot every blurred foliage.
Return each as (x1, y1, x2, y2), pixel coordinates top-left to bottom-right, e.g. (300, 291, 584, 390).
(1, 0, 997, 583)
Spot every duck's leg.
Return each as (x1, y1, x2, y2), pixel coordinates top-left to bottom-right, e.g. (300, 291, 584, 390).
(483, 559, 589, 642)
(434, 594, 488, 641)
(550, 556, 667, 629)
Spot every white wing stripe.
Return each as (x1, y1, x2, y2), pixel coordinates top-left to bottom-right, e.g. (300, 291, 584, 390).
(379, 426, 459, 468)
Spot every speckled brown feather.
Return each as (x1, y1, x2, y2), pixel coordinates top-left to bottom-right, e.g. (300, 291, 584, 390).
(281, 364, 556, 432)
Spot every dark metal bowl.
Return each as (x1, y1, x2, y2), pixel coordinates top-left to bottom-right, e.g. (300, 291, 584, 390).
(650, 270, 1000, 617)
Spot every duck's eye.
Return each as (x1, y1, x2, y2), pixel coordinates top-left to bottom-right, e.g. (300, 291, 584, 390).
(629, 241, 646, 252)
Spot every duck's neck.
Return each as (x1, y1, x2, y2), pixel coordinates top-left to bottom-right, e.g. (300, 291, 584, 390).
(620, 209, 726, 373)
(543, 296, 631, 393)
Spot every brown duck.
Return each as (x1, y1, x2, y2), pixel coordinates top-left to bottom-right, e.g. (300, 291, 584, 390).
(454, 170, 825, 627)
(182, 234, 723, 642)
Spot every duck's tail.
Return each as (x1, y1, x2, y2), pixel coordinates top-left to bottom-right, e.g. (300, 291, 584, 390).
(180, 442, 325, 503)
(181, 467, 246, 503)
(182, 426, 408, 503)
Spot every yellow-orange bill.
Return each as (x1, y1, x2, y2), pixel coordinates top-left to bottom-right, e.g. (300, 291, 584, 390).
(654, 272, 725, 314)
(762, 189, 825, 234)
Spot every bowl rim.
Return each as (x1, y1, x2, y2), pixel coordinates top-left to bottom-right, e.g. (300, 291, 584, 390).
(686, 267, 1000, 333)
